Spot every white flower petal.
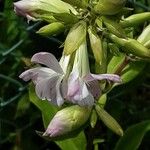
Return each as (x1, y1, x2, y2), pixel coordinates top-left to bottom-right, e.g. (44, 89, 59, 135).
(31, 52, 63, 74)
(86, 80, 101, 99)
(56, 76, 64, 107)
(67, 71, 80, 98)
(35, 74, 60, 105)
(19, 67, 55, 83)
(79, 82, 94, 106)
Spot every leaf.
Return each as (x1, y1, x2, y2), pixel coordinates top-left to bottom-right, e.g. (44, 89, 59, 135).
(114, 120, 150, 150)
(29, 84, 58, 128)
(107, 54, 125, 74)
(121, 61, 146, 83)
(53, 13, 79, 25)
(56, 132, 86, 150)
(37, 131, 87, 150)
(107, 55, 146, 83)
(15, 94, 30, 118)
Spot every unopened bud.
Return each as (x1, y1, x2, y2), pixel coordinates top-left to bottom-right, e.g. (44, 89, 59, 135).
(53, 13, 79, 25)
(94, 0, 126, 15)
(109, 34, 150, 58)
(137, 24, 150, 48)
(64, 21, 87, 55)
(120, 12, 150, 27)
(95, 104, 123, 136)
(36, 22, 64, 36)
(101, 17, 125, 38)
(88, 26, 103, 64)
(43, 105, 91, 138)
(90, 109, 98, 128)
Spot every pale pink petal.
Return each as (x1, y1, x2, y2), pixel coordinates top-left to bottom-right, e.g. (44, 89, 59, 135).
(31, 52, 63, 74)
(43, 119, 63, 137)
(56, 76, 64, 107)
(14, 0, 34, 17)
(43, 115, 69, 137)
(87, 80, 101, 99)
(61, 78, 68, 99)
(19, 67, 55, 83)
(67, 71, 80, 98)
(79, 82, 94, 106)
(35, 74, 60, 105)
(67, 78, 94, 106)
(85, 74, 122, 83)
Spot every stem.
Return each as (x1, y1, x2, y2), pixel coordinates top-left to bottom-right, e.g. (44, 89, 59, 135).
(114, 56, 130, 75)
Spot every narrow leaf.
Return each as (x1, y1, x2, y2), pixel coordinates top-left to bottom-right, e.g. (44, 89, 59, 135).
(114, 120, 150, 150)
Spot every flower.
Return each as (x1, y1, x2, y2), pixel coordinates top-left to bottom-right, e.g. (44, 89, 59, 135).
(14, 0, 77, 21)
(66, 40, 121, 106)
(19, 52, 70, 106)
(43, 105, 91, 137)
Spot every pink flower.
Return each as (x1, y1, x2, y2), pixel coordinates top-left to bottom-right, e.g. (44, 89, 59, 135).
(19, 52, 70, 106)
(66, 41, 121, 106)
(67, 69, 121, 106)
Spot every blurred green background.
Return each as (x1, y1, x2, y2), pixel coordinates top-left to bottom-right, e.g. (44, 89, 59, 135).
(0, 0, 150, 150)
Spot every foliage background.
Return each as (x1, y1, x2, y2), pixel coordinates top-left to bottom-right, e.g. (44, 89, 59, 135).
(0, 0, 150, 150)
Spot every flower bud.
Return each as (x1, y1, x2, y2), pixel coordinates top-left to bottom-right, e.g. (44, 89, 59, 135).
(95, 104, 123, 136)
(101, 17, 125, 38)
(109, 34, 150, 58)
(14, 0, 77, 21)
(90, 109, 98, 128)
(88, 26, 103, 65)
(137, 24, 150, 48)
(94, 0, 126, 15)
(120, 12, 150, 27)
(53, 13, 79, 25)
(36, 22, 65, 36)
(64, 21, 87, 55)
(43, 105, 91, 138)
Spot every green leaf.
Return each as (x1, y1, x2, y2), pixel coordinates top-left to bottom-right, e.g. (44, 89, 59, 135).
(37, 131, 87, 150)
(121, 61, 146, 83)
(56, 132, 86, 150)
(53, 13, 79, 25)
(29, 84, 58, 128)
(107, 55, 146, 83)
(114, 120, 150, 150)
(15, 94, 30, 118)
(107, 54, 125, 74)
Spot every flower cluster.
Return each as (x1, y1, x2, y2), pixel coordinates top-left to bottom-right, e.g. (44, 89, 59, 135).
(15, 0, 150, 139)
